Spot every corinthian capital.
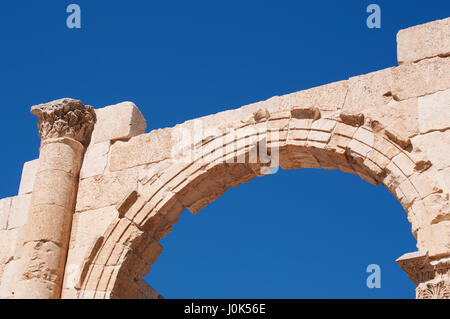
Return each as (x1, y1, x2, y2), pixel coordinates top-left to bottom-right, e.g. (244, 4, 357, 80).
(31, 98, 96, 146)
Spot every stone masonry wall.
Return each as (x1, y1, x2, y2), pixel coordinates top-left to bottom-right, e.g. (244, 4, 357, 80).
(0, 17, 449, 299)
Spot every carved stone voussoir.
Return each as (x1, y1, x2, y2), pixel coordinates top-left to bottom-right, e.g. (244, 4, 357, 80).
(31, 98, 97, 146)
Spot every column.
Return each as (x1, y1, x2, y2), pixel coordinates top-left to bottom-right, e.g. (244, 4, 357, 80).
(15, 98, 96, 299)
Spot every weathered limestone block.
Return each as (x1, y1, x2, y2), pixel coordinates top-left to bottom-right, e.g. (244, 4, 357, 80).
(0, 229, 18, 265)
(80, 141, 110, 179)
(91, 102, 146, 143)
(392, 152, 416, 178)
(109, 128, 173, 171)
(422, 193, 450, 224)
(76, 168, 139, 212)
(392, 57, 450, 101)
(417, 221, 450, 257)
(409, 200, 431, 233)
(0, 197, 11, 230)
(63, 206, 119, 294)
(409, 170, 443, 199)
(397, 17, 450, 65)
(440, 168, 450, 192)
(418, 89, 450, 134)
(366, 98, 419, 139)
(18, 159, 38, 195)
(8, 195, 31, 230)
(412, 131, 450, 171)
(343, 67, 394, 112)
(289, 80, 348, 111)
(0, 259, 21, 298)
(70, 206, 118, 252)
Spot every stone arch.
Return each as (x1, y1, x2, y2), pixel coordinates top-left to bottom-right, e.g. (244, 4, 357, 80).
(74, 98, 448, 298)
(2, 18, 447, 300)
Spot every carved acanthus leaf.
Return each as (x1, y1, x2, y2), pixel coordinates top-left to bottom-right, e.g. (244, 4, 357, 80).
(31, 98, 96, 146)
(417, 280, 450, 299)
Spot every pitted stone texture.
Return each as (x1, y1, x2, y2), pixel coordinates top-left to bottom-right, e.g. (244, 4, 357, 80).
(31, 98, 96, 147)
(18, 159, 39, 195)
(391, 57, 450, 101)
(91, 102, 147, 143)
(417, 221, 450, 257)
(109, 128, 173, 171)
(16, 241, 65, 298)
(0, 197, 11, 230)
(76, 168, 139, 212)
(344, 67, 394, 112)
(8, 195, 31, 230)
(0, 259, 21, 298)
(0, 229, 18, 266)
(412, 131, 450, 171)
(37, 140, 84, 176)
(397, 17, 450, 65)
(80, 141, 110, 179)
(418, 89, 450, 134)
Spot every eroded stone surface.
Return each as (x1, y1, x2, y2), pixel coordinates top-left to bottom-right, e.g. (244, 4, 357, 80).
(1, 18, 449, 299)
(18, 160, 39, 195)
(31, 98, 96, 147)
(397, 17, 450, 65)
(91, 102, 146, 143)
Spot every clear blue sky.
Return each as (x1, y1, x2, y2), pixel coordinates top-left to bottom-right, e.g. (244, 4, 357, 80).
(1, 1, 448, 299)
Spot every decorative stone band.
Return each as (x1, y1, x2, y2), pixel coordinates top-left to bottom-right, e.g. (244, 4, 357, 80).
(31, 98, 96, 147)
(397, 251, 450, 299)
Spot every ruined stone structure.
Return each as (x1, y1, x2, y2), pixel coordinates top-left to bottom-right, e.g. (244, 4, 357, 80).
(0, 18, 449, 299)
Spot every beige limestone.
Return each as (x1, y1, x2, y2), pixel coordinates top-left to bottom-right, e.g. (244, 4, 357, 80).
(412, 131, 450, 171)
(0, 197, 11, 230)
(75, 168, 139, 212)
(18, 159, 38, 195)
(418, 89, 450, 134)
(1, 18, 449, 299)
(391, 56, 450, 101)
(15, 99, 96, 299)
(397, 17, 450, 65)
(417, 222, 450, 256)
(109, 128, 173, 171)
(91, 102, 146, 143)
(80, 141, 110, 179)
(8, 195, 31, 230)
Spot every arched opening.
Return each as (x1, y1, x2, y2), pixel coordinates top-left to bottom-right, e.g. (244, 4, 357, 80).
(75, 112, 445, 299)
(145, 168, 417, 298)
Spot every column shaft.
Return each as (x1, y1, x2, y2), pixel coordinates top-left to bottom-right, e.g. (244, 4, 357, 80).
(14, 98, 95, 299)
